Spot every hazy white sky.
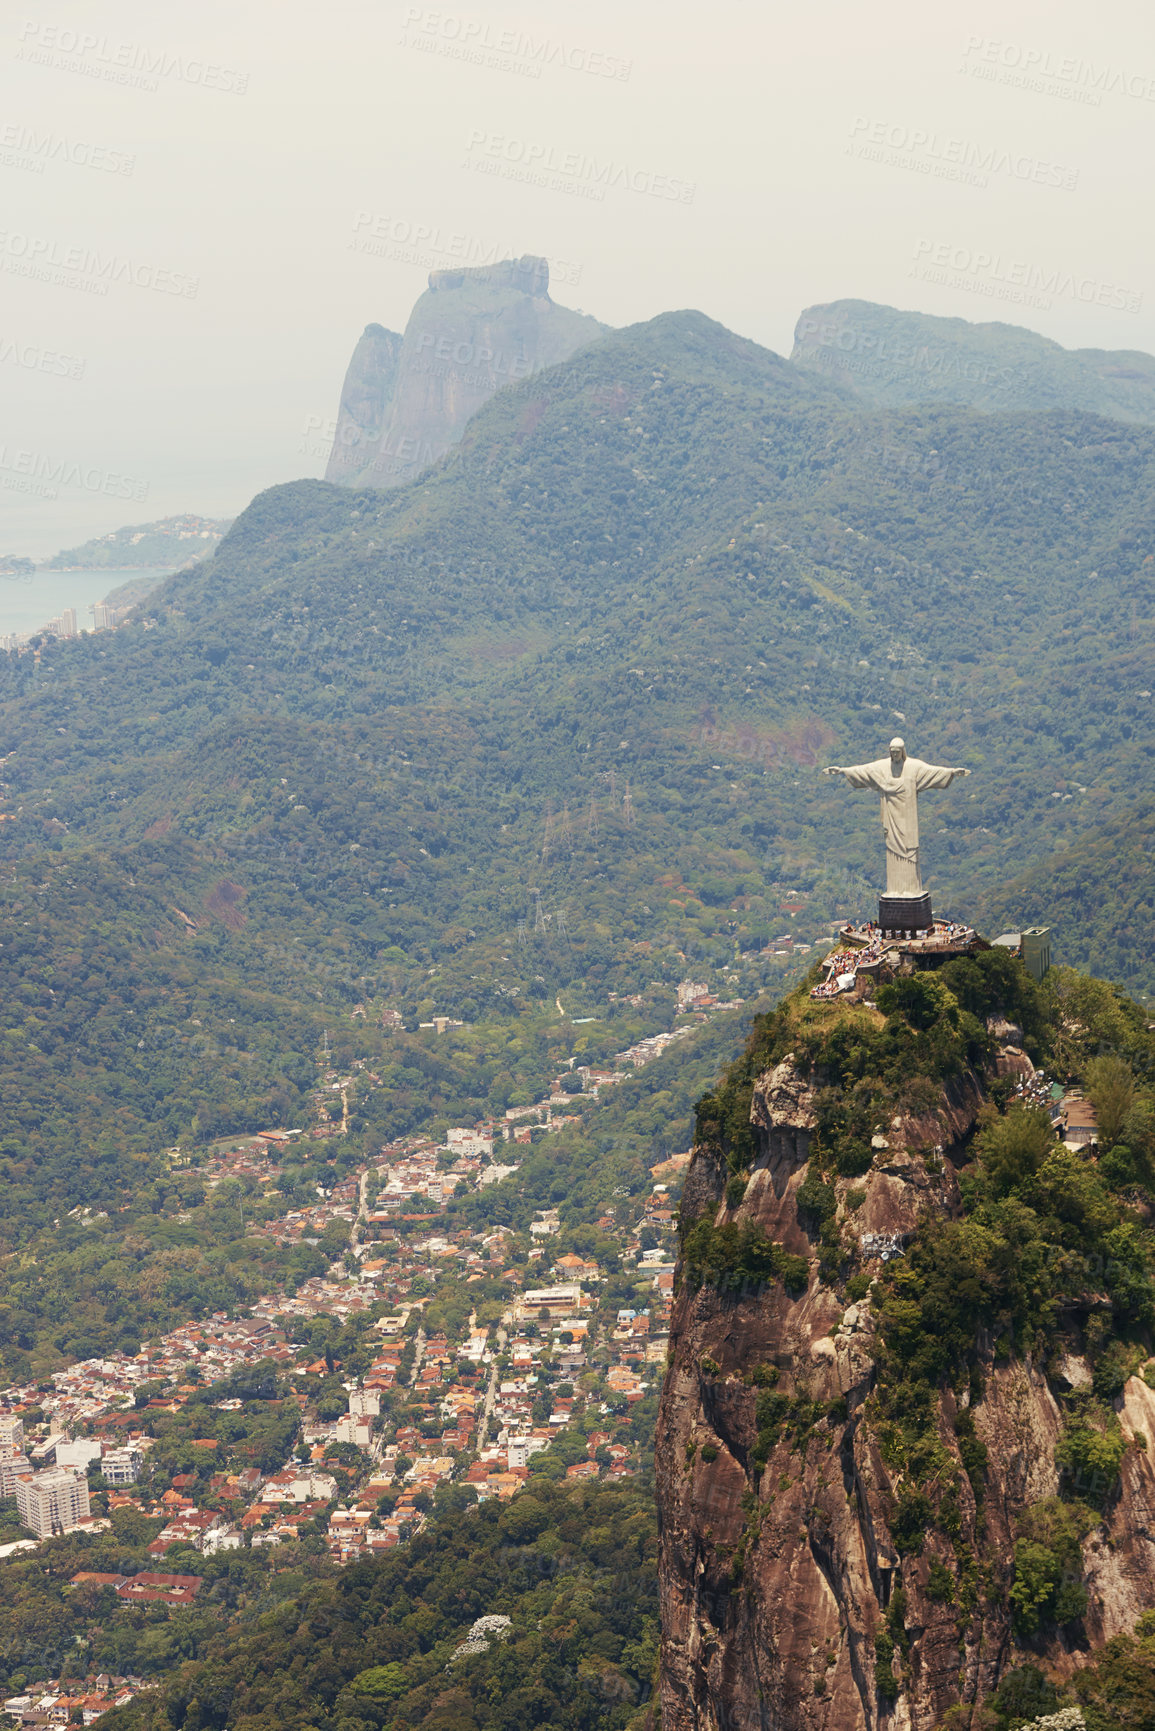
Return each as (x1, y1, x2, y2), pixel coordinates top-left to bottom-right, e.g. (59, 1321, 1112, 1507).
(3, 0, 1155, 556)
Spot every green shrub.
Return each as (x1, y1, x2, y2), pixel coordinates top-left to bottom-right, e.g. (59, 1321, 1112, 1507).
(876, 973, 958, 1033)
(1085, 1053, 1136, 1148)
(954, 1409, 989, 1506)
(1100, 1142, 1139, 1187)
(1009, 1498, 1095, 1636)
(979, 1103, 1057, 1195)
(1075, 1625, 1155, 1728)
(925, 1558, 954, 1603)
(778, 1251, 809, 1291)
(845, 1186, 867, 1211)
(681, 1216, 804, 1296)
(1091, 1341, 1133, 1400)
(751, 1390, 790, 1464)
(1056, 1416, 1127, 1498)
(1010, 1540, 1077, 1636)
(985, 1665, 1062, 1725)
(796, 1166, 837, 1227)
(891, 1488, 933, 1556)
(835, 1139, 874, 1177)
(700, 1442, 718, 1463)
(873, 1629, 900, 1701)
(750, 1389, 827, 1467)
(725, 1173, 748, 1209)
(938, 947, 1045, 1039)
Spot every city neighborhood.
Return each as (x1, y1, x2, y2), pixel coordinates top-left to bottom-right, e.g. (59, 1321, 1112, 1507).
(0, 1008, 707, 1725)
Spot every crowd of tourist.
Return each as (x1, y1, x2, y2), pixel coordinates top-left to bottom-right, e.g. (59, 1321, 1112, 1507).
(809, 917, 976, 1000)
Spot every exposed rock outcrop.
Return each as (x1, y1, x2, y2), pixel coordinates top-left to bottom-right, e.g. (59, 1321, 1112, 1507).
(324, 256, 605, 489)
(656, 1049, 1155, 1730)
(323, 324, 403, 485)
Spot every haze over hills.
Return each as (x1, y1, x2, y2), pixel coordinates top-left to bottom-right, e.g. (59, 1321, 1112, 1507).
(792, 297, 1155, 420)
(0, 299, 1151, 1298)
(43, 514, 233, 570)
(4, 307, 1154, 986)
(324, 254, 605, 488)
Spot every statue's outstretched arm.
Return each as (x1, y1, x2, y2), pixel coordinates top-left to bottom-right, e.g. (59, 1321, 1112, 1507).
(823, 766, 846, 777)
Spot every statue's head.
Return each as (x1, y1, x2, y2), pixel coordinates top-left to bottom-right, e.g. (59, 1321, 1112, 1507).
(889, 737, 906, 769)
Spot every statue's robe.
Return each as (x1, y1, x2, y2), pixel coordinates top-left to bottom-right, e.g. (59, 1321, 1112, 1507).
(840, 756, 962, 894)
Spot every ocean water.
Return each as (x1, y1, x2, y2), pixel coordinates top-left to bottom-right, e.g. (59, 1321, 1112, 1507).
(0, 567, 172, 638)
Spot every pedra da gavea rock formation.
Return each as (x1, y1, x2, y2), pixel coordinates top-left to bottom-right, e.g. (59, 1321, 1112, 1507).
(324, 255, 604, 489)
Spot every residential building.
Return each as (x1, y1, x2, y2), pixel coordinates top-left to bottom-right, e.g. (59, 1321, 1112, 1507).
(0, 1455, 33, 1497)
(14, 1466, 91, 1537)
(518, 1283, 585, 1319)
(101, 1448, 142, 1486)
(0, 1416, 24, 1457)
(334, 1414, 372, 1447)
(289, 1468, 338, 1503)
(506, 1435, 549, 1470)
(41, 608, 79, 638)
(446, 1129, 494, 1157)
(30, 1432, 68, 1464)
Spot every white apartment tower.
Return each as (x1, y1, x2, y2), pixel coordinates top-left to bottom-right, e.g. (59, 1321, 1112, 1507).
(14, 1466, 91, 1537)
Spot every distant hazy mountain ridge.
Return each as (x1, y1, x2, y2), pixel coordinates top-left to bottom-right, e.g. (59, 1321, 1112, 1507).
(324, 254, 605, 488)
(792, 298, 1155, 421)
(46, 513, 232, 569)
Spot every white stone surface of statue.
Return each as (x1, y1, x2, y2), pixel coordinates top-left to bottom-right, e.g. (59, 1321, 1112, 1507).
(823, 738, 971, 896)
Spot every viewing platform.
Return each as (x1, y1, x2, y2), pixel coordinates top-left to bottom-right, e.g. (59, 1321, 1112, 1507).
(810, 919, 983, 999)
(838, 918, 980, 955)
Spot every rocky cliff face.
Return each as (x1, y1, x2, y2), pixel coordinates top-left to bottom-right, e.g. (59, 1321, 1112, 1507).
(324, 323, 403, 485)
(324, 256, 604, 489)
(656, 1028, 1155, 1729)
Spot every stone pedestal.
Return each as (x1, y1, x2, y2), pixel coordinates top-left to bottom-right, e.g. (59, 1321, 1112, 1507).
(878, 892, 933, 939)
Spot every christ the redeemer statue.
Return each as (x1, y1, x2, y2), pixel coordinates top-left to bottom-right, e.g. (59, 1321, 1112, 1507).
(824, 738, 970, 934)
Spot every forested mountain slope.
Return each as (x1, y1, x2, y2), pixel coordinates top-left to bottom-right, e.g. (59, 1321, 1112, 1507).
(792, 297, 1155, 420)
(0, 307, 1153, 1257)
(978, 803, 1155, 996)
